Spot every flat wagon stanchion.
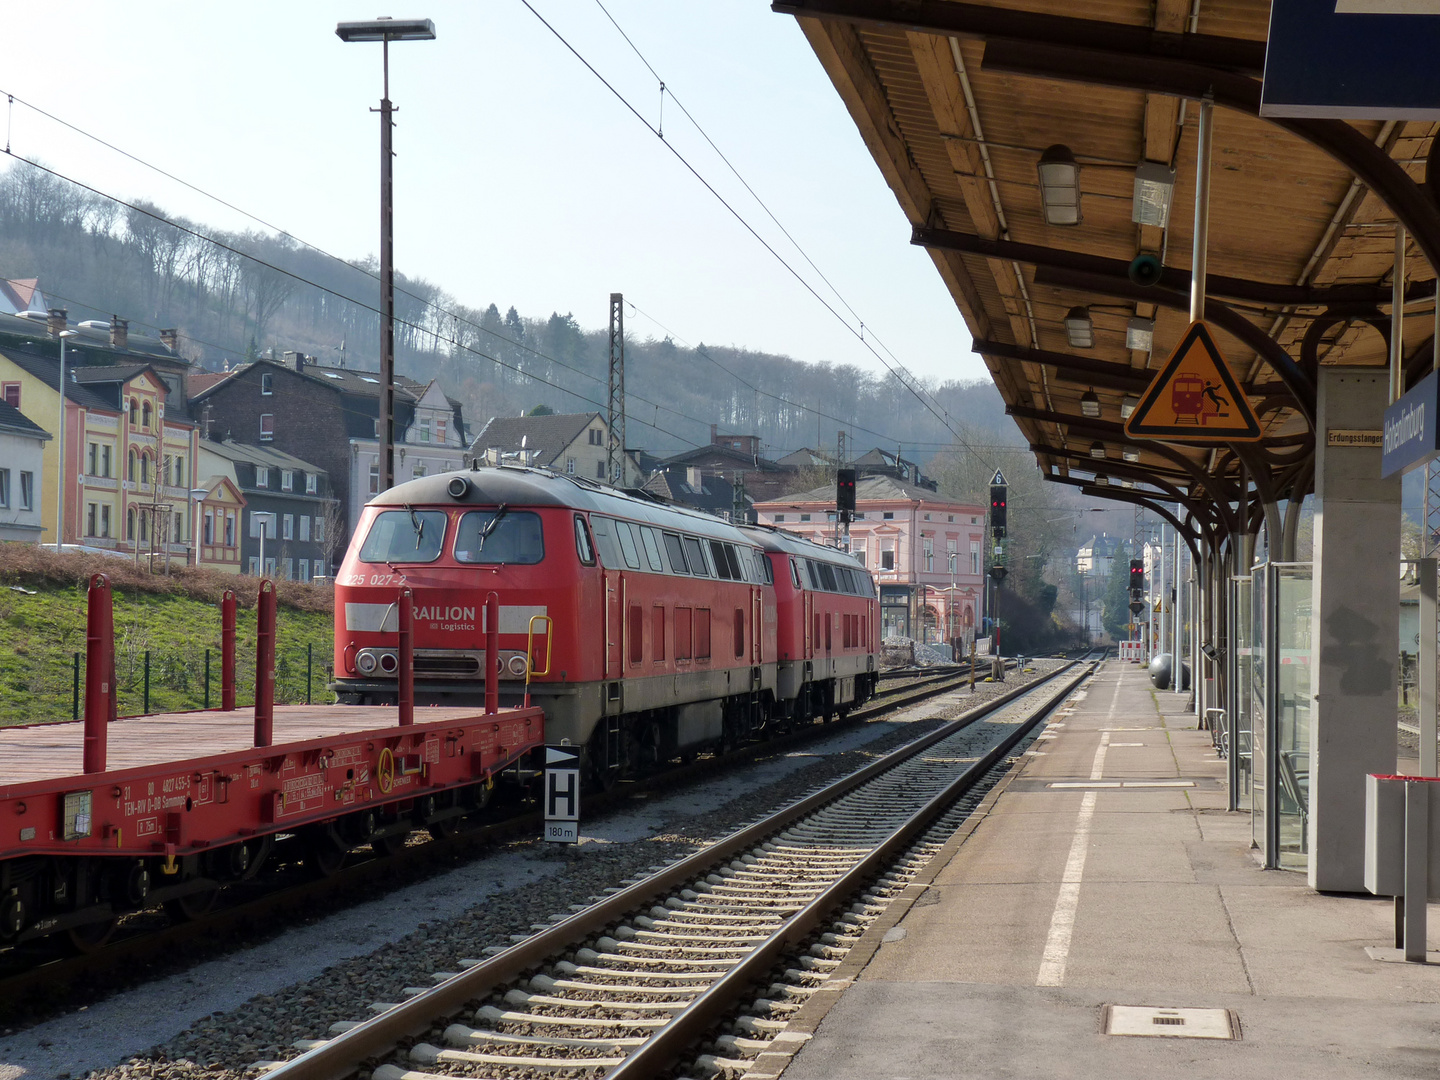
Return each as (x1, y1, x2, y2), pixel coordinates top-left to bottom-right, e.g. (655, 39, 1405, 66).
(0, 574, 547, 949)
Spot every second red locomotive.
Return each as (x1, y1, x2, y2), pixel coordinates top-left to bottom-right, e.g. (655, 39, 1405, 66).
(333, 466, 879, 782)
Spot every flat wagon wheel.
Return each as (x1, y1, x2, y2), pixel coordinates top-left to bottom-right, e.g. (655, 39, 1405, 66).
(164, 885, 220, 922)
(66, 916, 119, 954)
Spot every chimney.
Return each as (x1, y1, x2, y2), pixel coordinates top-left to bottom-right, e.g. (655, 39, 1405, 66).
(160, 328, 178, 353)
(710, 424, 718, 445)
(283, 350, 306, 371)
(109, 315, 128, 350)
(47, 307, 67, 338)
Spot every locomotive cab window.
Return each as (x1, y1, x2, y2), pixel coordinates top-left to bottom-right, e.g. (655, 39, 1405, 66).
(574, 515, 596, 566)
(589, 516, 624, 568)
(454, 510, 545, 564)
(639, 526, 666, 571)
(359, 510, 447, 564)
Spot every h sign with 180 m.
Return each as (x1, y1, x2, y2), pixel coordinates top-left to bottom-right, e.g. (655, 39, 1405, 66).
(544, 744, 580, 844)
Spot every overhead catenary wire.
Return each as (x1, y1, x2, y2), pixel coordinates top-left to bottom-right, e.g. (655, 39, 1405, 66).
(520, 0, 992, 473)
(0, 92, 977, 464)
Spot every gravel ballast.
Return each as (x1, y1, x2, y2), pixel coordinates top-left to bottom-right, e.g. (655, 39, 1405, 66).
(0, 661, 1067, 1080)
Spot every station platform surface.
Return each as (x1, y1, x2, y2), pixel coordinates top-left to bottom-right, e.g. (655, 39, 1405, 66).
(767, 660, 1440, 1080)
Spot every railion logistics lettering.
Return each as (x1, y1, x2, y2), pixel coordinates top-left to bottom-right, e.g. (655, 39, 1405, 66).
(413, 605, 476, 623)
(1384, 401, 1426, 454)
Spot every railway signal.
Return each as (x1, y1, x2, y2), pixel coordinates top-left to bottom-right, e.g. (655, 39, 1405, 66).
(1129, 558, 1145, 593)
(837, 467, 856, 524)
(989, 474, 1007, 535)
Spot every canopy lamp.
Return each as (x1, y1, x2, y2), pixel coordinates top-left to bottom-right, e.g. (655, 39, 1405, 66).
(1120, 394, 1140, 419)
(1122, 447, 1141, 463)
(1126, 317, 1155, 352)
(1132, 162, 1176, 228)
(1063, 307, 1095, 349)
(1037, 145, 1081, 226)
(1094, 473, 1110, 487)
(1079, 388, 1101, 418)
(1089, 441, 1107, 459)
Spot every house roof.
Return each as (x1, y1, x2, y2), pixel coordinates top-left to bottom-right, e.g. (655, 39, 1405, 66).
(0, 348, 119, 413)
(664, 442, 788, 472)
(202, 438, 327, 477)
(775, 447, 831, 468)
(756, 474, 973, 507)
(70, 364, 156, 386)
(0, 399, 51, 439)
(470, 412, 601, 467)
(643, 463, 745, 516)
(186, 371, 231, 397)
(0, 278, 41, 313)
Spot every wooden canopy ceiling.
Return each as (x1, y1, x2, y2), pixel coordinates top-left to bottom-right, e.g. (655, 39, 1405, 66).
(775, 0, 1440, 555)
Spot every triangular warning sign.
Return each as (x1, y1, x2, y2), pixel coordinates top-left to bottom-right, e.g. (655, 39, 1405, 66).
(1124, 321, 1262, 443)
(990, 469, 1007, 486)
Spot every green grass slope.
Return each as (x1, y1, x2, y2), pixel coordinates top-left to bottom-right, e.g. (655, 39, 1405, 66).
(0, 546, 334, 726)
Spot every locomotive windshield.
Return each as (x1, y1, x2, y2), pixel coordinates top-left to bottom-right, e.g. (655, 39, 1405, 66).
(359, 509, 447, 563)
(454, 510, 545, 564)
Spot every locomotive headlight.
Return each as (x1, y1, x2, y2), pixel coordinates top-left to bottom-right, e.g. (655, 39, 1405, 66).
(378, 652, 399, 674)
(507, 655, 529, 677)
(447, 476, 470, 499)
(356, 650, 379, 674)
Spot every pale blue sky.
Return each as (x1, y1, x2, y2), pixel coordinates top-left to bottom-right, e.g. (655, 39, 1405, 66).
(0, 2, 981, 384)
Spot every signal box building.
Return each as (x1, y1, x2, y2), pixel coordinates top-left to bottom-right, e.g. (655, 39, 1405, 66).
(752, 475, 986, 648)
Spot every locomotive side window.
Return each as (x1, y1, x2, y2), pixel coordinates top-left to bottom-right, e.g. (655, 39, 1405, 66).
(708, 540, 733, 580)
(639, 526, 666, 571)
(574, 515, 595, 566)
(806, 560, 822, 590)
(755, 551, 773, 585)
(722, 543, 744, 580)
(818, 562, 838, 592)
(454, 510, 545, 564)
(614, 520, 642, 569)
(683, 536, 710, 577)
(358, 510, 447, 564)
(663, 531, 689, 573)
(589, 516, 624, 568)
(790, 558, 802, 589)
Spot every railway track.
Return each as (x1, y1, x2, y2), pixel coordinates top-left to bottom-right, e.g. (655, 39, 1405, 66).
(0, 655, 1029, 1012)
(260, 654, 1098, 1079)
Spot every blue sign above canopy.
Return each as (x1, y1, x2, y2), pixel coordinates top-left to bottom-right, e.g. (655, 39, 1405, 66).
(1382, 369, 1440, 478)
(1262, 2, 1440, 120)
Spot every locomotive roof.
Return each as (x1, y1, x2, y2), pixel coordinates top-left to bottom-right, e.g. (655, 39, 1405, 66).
(370, 465, 763, 547)
(739, 523, 866, 569)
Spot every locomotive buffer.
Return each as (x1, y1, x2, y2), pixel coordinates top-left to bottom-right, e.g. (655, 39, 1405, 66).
(544, 744, 582, 844)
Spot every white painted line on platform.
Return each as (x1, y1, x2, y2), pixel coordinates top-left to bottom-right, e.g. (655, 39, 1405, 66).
(1036, 732, 1109, 987)
(1109, 742, 1144, 747)
(1124, 781, 1195, 787)
(1048, 782, 1122, 788)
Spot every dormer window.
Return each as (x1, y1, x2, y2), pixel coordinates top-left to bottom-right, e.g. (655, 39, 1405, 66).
(255, 467, 269, 489)
(281, 469, 294, 492)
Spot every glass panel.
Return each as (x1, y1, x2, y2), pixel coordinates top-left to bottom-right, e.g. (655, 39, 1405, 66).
(1275, 563, 1313, 871)
(454, 511, 545, 565)
(358, 510, 446, 564)
(1232, 576, 1254, 801)
(1250, 565, 1268, 851)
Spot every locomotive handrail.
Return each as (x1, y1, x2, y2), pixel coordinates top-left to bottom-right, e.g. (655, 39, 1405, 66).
(524, 614, 554, 709)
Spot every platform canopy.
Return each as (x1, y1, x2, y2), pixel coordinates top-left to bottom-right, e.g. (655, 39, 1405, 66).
(775, 0, 1440, 557)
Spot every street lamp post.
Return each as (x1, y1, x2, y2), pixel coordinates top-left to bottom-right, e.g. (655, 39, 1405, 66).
(336, 16, 435, 494)
(55, 327, 77, 551)
(252, 511, 275, 579)
(190, 487, 210, 566)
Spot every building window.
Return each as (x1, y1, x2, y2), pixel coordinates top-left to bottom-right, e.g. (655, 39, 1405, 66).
(882, 511, 894, 520)
(299, 516, 310, 541)
(128, 397, 139, 428)
(284, 558, 294, 580)
(127, 449, 137, 482)
(970, 540, 981, 575)
(774, 514, 785, 523)
(88, 443, 98, 475)
(566, 457, 576, 475)
(126, 507, 135, 540)
(853, 542, 866, 566)
(281, 469, 294, 492)
(436, 418, 447, 444)
(948, 515, 955, 523)
(248, 556, 259, 576)
(139, 454, 149, 486)
(19, 471, 33, 511)
(800, 513, 811, 522)
(947, 538, 957, 573)
(314, 515, 325, 544)
(204, 510, 215, 544)
(299, 558, 309, 581)
(225, 512, 236, 546)
(141, 401, 152, 430)
(596, 460, 605, 479)
(0, 468, 12, 508)
(102, 445, 112, 477)
(259, 413, 274, 441)
(413, 461, 427, 479)
(174, 456, 184, 487)
(881, 540, 895, 571)
(420, 417, 431, 442)
(260, 372, 273, 395)
(305, 473, 317, 494)
(87, 503, 97, 536)
(255, 467, 269, 489)
(369, 460, 379, 495)
(282, 514, 294, 540)
(100, 504, 111, 538)
(923, 537, 934, 572)
(854, 512, 865, 520)
(1, 383, 18, 408)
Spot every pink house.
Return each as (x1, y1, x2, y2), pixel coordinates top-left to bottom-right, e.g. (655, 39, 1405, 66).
(753, 475, 987, 649)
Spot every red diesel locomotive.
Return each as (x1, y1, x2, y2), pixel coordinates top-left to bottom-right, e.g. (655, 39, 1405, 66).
(333, 466, 879, 781)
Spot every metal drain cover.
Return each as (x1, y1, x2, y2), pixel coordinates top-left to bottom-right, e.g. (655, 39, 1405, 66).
(1104, 1005, 1238, 1040)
